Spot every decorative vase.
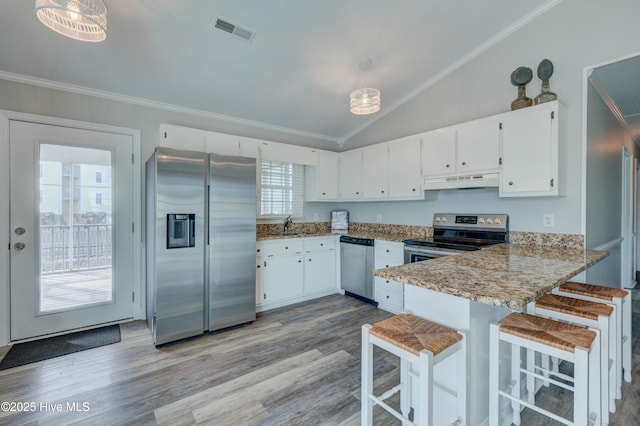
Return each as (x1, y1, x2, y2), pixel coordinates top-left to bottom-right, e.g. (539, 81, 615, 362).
(511, 85, 532, 110)
(534, 59, 557, 105)
(510, 66, 533, 111)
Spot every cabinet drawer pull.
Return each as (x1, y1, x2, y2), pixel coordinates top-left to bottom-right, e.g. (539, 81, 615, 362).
(298, 260, 302, 263)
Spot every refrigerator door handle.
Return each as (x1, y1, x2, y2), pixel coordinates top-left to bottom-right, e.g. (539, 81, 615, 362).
(206, 184, 210, 246)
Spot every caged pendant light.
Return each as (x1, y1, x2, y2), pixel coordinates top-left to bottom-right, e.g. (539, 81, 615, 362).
(35, 0, 107, 42)
(350, 58, 381, 115)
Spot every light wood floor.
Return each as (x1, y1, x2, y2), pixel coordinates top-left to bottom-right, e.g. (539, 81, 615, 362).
(0, 292, 638, 425)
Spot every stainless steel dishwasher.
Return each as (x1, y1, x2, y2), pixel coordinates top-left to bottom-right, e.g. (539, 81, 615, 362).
(340, 236, 376, 305)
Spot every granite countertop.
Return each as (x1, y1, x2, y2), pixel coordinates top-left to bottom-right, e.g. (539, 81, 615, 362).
(257, 231, 414, 242)
(374, 243, 608, 309)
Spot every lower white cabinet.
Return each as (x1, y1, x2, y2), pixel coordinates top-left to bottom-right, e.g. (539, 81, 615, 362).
(257, 236, 338, 311)
(262, 254, 304, 304)
(374, 240, 404, 313)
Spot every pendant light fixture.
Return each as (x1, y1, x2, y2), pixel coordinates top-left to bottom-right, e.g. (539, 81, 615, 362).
(350, 58, 381, 115)
(35, 0, 108, 42)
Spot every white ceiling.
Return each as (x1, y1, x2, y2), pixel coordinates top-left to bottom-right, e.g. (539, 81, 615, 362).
(1, 1, 564, 143)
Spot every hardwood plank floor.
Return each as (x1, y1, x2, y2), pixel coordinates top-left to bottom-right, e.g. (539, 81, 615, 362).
(0, 291, 637, 425)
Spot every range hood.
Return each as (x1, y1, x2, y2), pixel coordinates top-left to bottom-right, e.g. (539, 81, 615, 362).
(422, 172, 499, 190)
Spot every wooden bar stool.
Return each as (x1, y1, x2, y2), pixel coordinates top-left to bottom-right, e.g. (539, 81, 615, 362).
(489, 312, 601, 426)
(532, 293, 614, 423)
(361, 313, 467, 426)
(554, 281, 632, 398)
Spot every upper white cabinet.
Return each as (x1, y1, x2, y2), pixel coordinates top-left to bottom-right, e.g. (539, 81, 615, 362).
(339, 149, 363, 200)
(205, 132, 242, 156)
(420, 127, 457, 176)
(159, 124, 206, 152)
(499, 101, 562, 197)
(305, 150, 339, 201)
(455, 118, 501, 174)
(259, 141, 318, 166)
(362, 144, 389, 199)
(388, 135, 423, 199)
(421, 119, 500, 177)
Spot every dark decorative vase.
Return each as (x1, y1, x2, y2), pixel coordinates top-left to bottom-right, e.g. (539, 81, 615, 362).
(511, 85, 532, 110)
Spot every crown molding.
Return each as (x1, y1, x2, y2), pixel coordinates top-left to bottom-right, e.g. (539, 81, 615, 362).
(588, 71, 637, 138)
(0, 70, 339, 145)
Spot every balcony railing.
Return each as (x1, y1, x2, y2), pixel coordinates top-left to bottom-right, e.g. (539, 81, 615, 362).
(40, 224, 112, 273)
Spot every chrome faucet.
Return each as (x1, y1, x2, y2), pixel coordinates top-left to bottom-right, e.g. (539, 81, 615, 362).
(283, 215, 293, 233)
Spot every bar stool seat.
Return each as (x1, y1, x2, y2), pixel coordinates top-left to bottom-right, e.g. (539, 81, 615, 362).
(555, 281, 632, 393)
(490, 312, 601, 426)
(362, 313, 467, 426)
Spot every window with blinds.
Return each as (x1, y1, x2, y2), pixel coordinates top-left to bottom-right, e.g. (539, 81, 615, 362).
(260, 160, 305, 218)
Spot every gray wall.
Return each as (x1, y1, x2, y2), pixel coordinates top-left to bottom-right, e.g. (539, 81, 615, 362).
(342, 0, 640, 235)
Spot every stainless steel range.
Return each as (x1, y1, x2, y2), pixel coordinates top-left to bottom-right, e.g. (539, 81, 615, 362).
(404, 213, 508, 263)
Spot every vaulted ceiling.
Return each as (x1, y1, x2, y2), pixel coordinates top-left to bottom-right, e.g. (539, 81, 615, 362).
(1, 0, 618, 144)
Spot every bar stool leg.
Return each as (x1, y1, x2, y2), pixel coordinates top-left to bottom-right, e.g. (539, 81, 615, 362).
(622, 294, 632, 383)
(361, 324, 374, 426)
(417, 350, 434, 426)
(489, 323, 500, 426)
(526, 348, 536, 403)
(456, 331, 467, 426)
(511, 343, 522, 425)
(574, 346, 590, 426)
(400, 358, 411, 419)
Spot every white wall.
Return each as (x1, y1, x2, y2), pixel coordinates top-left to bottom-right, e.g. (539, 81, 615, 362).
(343, 0, 640, 235)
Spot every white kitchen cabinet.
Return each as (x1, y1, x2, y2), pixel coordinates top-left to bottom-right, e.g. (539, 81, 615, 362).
(205, 132, 241, 156)
(420, 127, 457, 176)
(305, 150, 339, 201)
(339, 149, 363, 200)
(499, 101, 562, 197)
(159, 124, 205, 152)
(262, 254, 304, 303)
(362, 144, 389, 199)
(261, 239, 304, 306)
(260, 141, 318, 166)
(421, 118, 500, 178)
(456, 117, 501, 174)
(388, 135, 423, 199)
(374, 240, 404, 313)
(303, 236, 337, 295)
(258, 237, 338, 311)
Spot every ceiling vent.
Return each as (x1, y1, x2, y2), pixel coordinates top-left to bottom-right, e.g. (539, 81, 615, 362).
(212, 17, 255, 42)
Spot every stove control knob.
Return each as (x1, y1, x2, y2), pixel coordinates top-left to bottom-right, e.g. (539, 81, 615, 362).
(435, 217, 441, 223)
(441, 216, 447, 223)
(494, 218, 502, 225)
(478, 218, 485, 224)
(486, 218, 493, 224)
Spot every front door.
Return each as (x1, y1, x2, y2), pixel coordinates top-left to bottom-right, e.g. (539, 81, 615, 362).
(9, 120, 134, 340)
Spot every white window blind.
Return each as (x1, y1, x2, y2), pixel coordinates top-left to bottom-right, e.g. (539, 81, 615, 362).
(260, 160, 304, 217)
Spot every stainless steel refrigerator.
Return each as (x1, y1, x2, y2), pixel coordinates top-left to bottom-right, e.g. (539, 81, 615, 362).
(146, 147, 256, 346)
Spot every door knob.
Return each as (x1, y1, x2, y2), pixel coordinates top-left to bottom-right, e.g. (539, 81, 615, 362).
(15, 227, 26, 235)
(14, 242, 25, 250)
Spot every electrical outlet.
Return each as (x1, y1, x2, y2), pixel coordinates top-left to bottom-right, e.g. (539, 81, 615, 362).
(543, 214, 554, 227)
(376, 213, 383, 223)
(313, 213, 319, 221)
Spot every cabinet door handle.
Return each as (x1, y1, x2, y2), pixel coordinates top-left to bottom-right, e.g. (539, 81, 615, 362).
(461, 161, 466, 166)
(298, 260, 302, 263)
(322, 192, 326, 195)
(509, 181, 514, 186)
(446, 164, 450, 168)
(381, 190, 384, 194)
(412, 188, 416, 192)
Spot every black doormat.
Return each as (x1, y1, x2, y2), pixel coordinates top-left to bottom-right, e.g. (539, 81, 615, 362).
(0, 325, 121, 370)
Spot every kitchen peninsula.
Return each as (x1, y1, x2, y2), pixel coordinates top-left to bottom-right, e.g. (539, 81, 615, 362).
(374, 243, 608, 425)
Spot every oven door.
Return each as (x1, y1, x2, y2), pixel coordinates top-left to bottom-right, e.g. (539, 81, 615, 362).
(403, 245, 462, 263)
